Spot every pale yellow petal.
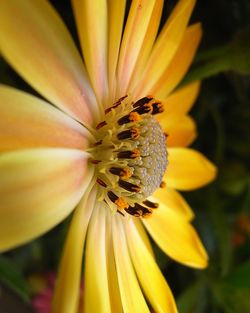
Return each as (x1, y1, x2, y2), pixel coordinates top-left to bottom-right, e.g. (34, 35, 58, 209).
(52, 186, 96, 313)
(107, 0, 126, 100)
(143, 206, 208, 268)
(152, 23, 202, 99)
(0, 85, 93, 152)
(83, 204, 111, 313)
(116, 0, 156, 97)
(0, 0, 99, 124)
(165, 148, 217, 190)
(151, 187, 194, 221)
(112, 215, 150, 313)
(157, 81, 201, 124)
(72, 0, 108, 104)
(127, 0, 164, 93)
(165, 115, 197, 147)
(0, 148, 94, 252)
(134, 0, 196, 98)
(106, 209, 123, 313)
(125, 219, 178, 313)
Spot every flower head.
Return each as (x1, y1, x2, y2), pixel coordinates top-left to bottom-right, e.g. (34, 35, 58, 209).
(0, 0, 217, 312)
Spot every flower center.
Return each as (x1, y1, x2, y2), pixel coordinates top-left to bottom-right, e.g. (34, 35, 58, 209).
(91, 96, 168, 218)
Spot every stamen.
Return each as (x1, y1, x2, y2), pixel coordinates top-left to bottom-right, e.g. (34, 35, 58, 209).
(143, 199, 159, 209)
(132, 101, 153, 115)
(105, 95, 128, 114)
(90, 159, 101, 164)
(160, 181, 166, 188)
(96, 121, 107, 129)
(117, 127, 140, 140)
(118, 179, 141, 192)
(152, 101, 164, 115)
(118, 112, 141, 125)
(125, 203, 153, 218)
(107, 191, 129, 209)
(133, 95, 154, 108)
(109, 167, 132, 179)
(117, 149, 140, 159)
(96, 178, 107, 187)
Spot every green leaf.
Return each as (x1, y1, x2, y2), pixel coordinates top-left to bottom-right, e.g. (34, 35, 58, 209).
(226, 261, 250, 289)
(0, 256, 30, 302)
(177, 282, 201, 313)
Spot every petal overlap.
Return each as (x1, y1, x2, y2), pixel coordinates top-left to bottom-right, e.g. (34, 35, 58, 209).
(0, 148, 94, 252)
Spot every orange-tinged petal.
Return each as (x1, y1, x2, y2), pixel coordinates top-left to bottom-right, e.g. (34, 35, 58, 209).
(107, 0, 126, 100)
(134, 0, 196, 98)
(165, 115, 197, 147)
(0, 148, 94, 252)
(143, 205, 208, 268)
(116, 0, 156, 97)
(72, 0, 108, 105)
(53, 186, 96, 313)
(157, 81, 201, 124)
(0, 85, 93, 152)
(125, 219, 178, 313)
(112, 215, 150, 313)
(0, 0, 99, 124)
(83, 204, 111, 313)
(127, 0, 164, 93)
(165, 148, 217, 190)
(152, 187, 194, 221)
(152, 23, 202, 99)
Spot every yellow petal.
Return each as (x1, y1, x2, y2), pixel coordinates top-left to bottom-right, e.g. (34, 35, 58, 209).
(52, 186, 96, 313)
(116, 0, 156, 97)
(125, 219, 178, 313)
(157, 81, 201, 124)
(0, 148, 94, 252)
(143, 206, 208, 268)
(72, 0, 108, 104)
(127, 0, 164, 93)
(152, 23, 202, 99)
(152, 187, 194, 221)
(112, 215, 150, 313)
(0, 0, 99, 124)
(106, 210, 123, 313)
(83, 204, 112, 313)
(134, 0, 196, 98)
(165, 115, 197, 147)
(165, 148, 217, 190)
(0, 85, 93, 152)
(107, 0, 126, 100)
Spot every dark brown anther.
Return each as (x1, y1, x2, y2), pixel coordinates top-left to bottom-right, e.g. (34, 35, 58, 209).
(117, 127, 140, 140)
(117, 149, 140, 159)
(143, 199, 159, 209)
(125, 203, 153, 218)
(117, 210, 125, 217)
(109, 167, 132, 179)
(96, 178, 107, 187)
(107, 191, 129, 209)
(96, 121, 107, 129)
(160, 181, 166, 188)
(105, 95, 128, 114)
(118, 179, 141, 192)
(132, 102, 153, 115)
(152, 101, 164, 115)
(133, 96, 154, 108)
(117, 111, 141, 125)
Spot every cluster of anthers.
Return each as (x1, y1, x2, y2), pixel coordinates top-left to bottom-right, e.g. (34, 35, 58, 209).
(90, 95, 168, 218)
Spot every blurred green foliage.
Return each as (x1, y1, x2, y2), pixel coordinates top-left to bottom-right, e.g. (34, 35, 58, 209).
(0, 0, 249, 312)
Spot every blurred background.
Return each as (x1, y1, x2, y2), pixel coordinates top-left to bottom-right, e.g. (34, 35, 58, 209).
(0, 0, 249, 312)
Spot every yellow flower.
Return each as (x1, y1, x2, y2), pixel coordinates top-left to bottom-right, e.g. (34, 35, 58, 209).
(0, 0, 217, 312)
